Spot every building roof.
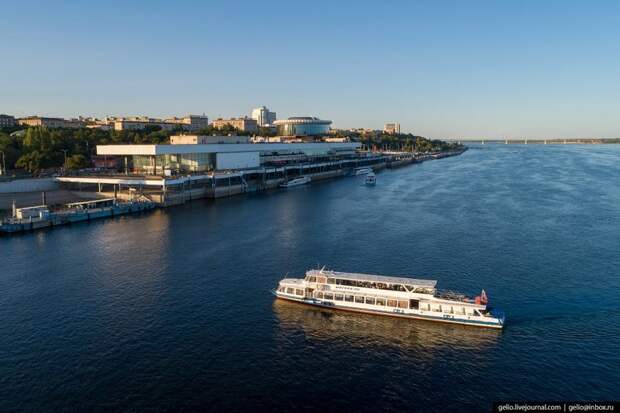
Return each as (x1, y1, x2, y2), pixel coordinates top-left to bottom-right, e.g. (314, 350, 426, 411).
(96, 142, 360, 156)
(274, 117, 332, 125)
(306, 269, 437, 289)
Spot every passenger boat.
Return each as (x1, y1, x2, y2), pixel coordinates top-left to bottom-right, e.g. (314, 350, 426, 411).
(354, 166, 373, 175)
(279, 176, 311, 188)
(365, 172, 376, 185)
(273, 269, 505, 329)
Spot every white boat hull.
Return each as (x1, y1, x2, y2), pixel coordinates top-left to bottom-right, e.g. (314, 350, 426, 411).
(274, 291, 504, 328)
(280, 176, 311, 188)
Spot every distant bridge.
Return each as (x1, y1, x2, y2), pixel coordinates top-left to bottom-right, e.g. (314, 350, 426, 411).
(448, 139, 610, 145)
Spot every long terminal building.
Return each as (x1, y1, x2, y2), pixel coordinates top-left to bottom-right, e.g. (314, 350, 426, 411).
(56, 136, 410, 205)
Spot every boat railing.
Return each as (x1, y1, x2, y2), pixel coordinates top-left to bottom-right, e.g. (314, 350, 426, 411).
(435, 289, 471, 302)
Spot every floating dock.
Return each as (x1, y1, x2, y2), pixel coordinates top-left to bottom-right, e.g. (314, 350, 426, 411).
(0, 198, 155, 234)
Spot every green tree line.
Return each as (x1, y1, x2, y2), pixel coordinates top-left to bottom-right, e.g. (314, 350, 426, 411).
(0, 125, 247, 173)
(0, 125, 459, 174)
(333, 130, 462, 152)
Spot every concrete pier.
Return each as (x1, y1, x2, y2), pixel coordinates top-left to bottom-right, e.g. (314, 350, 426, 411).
(55, 149, 466, 208)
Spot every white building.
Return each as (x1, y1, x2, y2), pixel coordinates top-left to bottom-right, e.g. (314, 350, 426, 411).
(95, 141, 360, 173)
(384, 122, 401, 134)
(251, 106, 276, 127)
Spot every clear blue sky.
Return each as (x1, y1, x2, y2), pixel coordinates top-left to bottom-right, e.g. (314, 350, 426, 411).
(1, 0, 619, 139)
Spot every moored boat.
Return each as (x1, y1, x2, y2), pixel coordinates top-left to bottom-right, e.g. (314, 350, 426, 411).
(365, 172, 376, 185)
(279, 176, 311, 188)
(354, 166, 373, 175)
(273, 269, 505, 329)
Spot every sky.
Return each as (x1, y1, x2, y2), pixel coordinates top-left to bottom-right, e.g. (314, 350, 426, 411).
(1, 0, 619, 139)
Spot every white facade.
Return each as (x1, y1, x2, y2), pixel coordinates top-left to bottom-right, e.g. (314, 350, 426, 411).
(251, 106, 276, 126)
(384, 122, 401, 134)
(215, 152, 260, 170)
(97, 142, 360, 156)
(170, 135, 250, 144)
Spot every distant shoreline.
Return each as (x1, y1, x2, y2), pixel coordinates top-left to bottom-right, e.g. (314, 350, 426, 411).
(457, 139, 620, 145)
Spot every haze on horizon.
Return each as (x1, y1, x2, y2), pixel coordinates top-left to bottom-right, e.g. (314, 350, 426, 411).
(1, 0, 619, 140)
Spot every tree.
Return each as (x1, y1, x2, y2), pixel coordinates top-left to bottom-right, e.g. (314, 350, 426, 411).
(65, 154, 88, 170)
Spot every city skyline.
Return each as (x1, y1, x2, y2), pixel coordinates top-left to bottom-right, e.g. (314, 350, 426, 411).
(2, 0, 620, 139)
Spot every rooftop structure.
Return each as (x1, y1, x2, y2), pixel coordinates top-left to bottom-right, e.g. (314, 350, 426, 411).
(273, 117, 332, 136)
(170, 135, 250, 144)
(305, 269, 437, 289)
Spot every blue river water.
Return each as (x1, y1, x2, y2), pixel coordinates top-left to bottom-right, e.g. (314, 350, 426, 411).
(1, 144, 619, 412)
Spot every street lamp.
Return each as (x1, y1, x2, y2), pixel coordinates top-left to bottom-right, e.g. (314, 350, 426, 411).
(62, 149, 68, 171)
(0, 150, 5, 176)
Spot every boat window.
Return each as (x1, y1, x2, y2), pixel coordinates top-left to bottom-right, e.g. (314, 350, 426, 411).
(308, 276, 316, 283)
(354, 296, 365, 303)
(335, 294, 344, 301)
(409, 299, 419, 309)
(398, 301, 408, 309)
(296, 289, 304, 296)
(278, 287, 284, 292)
(327, 278, 335, 284)
(376, 298, 385, 306)
(345, 295, 354, 302)
(286, 288, 294, 294)
(316, 276, 327, 284)
(387, 299, 397, 307)
(316, 292, 324, 299)
(324, 293, 334, 300)
(365, 297, 375, 305)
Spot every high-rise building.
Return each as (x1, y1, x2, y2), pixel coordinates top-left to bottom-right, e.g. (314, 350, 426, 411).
(251, 106, 276, 127)
(384, 122, 401, 134)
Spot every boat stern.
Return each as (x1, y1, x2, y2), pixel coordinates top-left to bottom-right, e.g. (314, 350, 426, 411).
(489, 308, 506, 327)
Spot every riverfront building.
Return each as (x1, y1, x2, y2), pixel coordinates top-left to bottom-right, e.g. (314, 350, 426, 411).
(95, 141, 361, 174)
(112, 115, 209, 132)
(251, 106, 276, 126)
(165, 115, 209, 131)
(18, 116, 85, 129)
(0, 114, 16, 128)
(274, 117, 332, 137)
(211, 117, 258, 133)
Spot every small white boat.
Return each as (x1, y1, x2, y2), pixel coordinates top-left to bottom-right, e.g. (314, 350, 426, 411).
(354, 167, 373, 175)
(365, 172, 376, 185)
(274, 269, 505, 329)
(279, 176, 311, 188)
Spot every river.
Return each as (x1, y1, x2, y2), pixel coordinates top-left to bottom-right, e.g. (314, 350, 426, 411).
(1, 144, 619, 412)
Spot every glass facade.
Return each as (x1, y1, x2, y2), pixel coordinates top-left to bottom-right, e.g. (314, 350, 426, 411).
(276, 122, 330, 136)
(132, 153, 215, 174)
(274, 117, 332, 136)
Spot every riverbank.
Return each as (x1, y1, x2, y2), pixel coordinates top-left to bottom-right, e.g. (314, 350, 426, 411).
(60, 148, 466, 207)
(1, 148, 466, 234)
